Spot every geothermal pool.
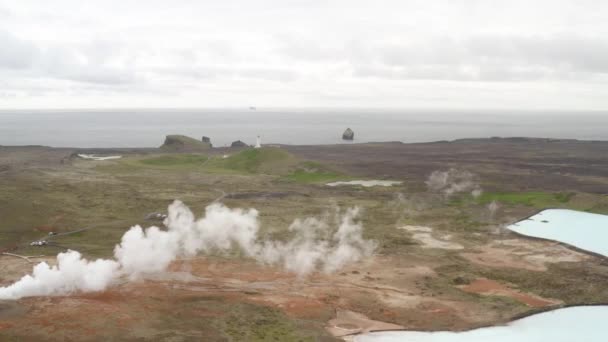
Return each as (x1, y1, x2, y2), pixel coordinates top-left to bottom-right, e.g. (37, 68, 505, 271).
(507, 209, 608, 257)
(356, 209, 608, 341)
(355, 306, 608, 342)
(78, 154, 122, 161)
(326, 180, 402, 187)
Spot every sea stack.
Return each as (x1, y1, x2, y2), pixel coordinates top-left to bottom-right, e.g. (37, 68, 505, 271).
(342, 128, 354, 140)
(231, 140, 248, 147)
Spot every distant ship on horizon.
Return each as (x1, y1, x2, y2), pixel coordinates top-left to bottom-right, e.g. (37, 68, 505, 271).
(249, 106, 256, 111)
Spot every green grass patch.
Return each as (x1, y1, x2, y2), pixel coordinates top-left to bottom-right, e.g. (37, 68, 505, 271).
(554, 192, 576, 203)
(285, 169, 341, 183)
(476, 191, 575, 207)
(96, 154, 209, 173)
(205, 147, 292, 174)
(139, 154, 208, 167)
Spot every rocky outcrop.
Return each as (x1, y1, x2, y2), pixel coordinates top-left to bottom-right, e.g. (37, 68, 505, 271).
(201, 136, 212, 147)
(231, 140, 248, 148)
(342, 128, 354, 140)
(160, 135, 212, 151)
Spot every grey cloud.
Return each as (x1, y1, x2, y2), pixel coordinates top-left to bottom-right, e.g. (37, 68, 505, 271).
(0, 92, 17, 99)
(354, 64, 561, 82)
(353, 65, 476, 81)
(237, 67, 297, 82)
(57, 67, 138, 85)
(349, 34, 608, 82)
(378, 39, 469, 67)
(0, 31, 39, 69)
(0, 30, 137, 85)
(2, 1, 608, 108)
(156, 65, 298, 82)
(0, 5, 10, 18)
(38, 44, 138, 85)
(467, 34, 608, 74)
(275, 34, 340, 61)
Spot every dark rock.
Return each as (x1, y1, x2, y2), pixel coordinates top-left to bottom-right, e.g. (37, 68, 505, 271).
(161, 135, 211, 151)
(452, 276, 471, 285)
(231, 140, 248, 148)
(201, 136, 211, 147)
(342, 128, 354, 140)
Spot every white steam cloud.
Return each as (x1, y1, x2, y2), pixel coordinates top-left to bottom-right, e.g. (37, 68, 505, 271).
(0, 251, 119, 299)
(259, 207, 375, 275)
(488, 200, 500, 221)
(0, 201, 375, 300)
(426, 169, 482, 198)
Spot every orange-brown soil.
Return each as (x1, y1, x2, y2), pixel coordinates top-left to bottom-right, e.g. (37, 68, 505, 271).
(0, 232, 598, 341)
(0, 256, 498, 341)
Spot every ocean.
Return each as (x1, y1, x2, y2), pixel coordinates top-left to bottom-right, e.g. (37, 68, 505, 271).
(0, 109, 607, 148)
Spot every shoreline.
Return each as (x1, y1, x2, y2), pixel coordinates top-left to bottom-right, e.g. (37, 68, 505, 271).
(2, 136, 608, 150)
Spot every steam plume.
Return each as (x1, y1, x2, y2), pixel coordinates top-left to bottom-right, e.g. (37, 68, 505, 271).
(0, 251, 119, 300)
(0, 201, 375, 300)
(426, 169, 482, 198)
(488, 200, 500, 221)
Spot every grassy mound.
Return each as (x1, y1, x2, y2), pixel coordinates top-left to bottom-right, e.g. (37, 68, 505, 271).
(206, 147, 293, 174)
(95, 154, 209, 174)
(139, 154, 208, 167)
(160, 135, 211, 152)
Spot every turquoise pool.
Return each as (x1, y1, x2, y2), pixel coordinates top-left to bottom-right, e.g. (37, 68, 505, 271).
(355, 306, 608, 342)
(507, 209, 608, 257)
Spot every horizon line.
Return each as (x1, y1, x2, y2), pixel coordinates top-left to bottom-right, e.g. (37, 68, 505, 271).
(1, 107, 607, 113)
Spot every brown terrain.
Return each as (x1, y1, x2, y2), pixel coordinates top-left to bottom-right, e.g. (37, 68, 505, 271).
(1, 137, 608, 341)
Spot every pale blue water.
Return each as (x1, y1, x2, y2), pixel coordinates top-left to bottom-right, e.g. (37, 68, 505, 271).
(356, 306, 608, 342)
(508, 209, 608, 257)
(1, 109, 607, 147)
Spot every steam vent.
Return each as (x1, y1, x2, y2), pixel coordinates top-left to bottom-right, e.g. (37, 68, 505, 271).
(342, 128, 354, 140)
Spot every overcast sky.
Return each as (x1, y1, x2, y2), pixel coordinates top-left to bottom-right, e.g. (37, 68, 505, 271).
(1, 0, 608, 110)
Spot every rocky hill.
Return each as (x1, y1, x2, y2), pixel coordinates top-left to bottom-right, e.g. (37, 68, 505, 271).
(160, 135, 212, 152)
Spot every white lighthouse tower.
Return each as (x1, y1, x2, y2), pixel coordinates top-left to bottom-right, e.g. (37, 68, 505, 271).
(255, 135, 262, 148)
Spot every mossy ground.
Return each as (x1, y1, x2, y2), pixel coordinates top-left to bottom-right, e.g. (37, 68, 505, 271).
(139, 154, 209, 167)
(2, 145, 608, 339)
(283, 161, 346, 184)
(204, 147, 293, 174)
(475, 191, 576, 207)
